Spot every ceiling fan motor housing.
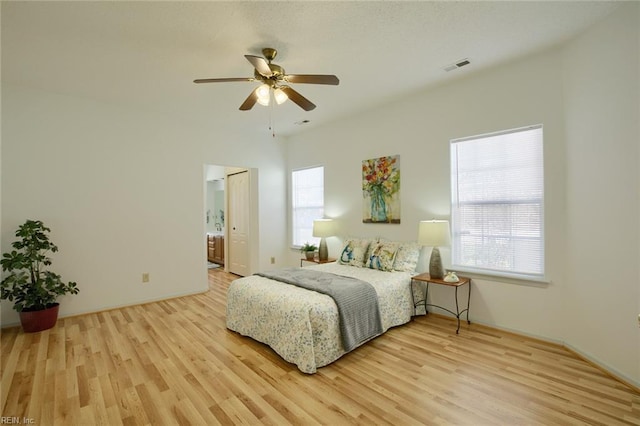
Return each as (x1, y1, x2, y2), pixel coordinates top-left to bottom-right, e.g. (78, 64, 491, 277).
(255, 64, 285, 81)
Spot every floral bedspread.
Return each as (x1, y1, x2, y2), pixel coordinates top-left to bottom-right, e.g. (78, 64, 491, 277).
(225, 263, 414, 373)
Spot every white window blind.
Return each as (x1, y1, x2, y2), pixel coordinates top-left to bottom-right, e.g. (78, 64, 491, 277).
(450, 125, 544, 279)
(292, 166, 324, 247)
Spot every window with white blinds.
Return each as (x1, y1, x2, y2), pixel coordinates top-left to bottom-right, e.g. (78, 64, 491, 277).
(450, 125, 544, 279)
(291, 166, 324, 248)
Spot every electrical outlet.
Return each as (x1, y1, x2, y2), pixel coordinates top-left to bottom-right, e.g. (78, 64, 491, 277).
(142, 273, 150, 283)
(270, 257, 275, 264)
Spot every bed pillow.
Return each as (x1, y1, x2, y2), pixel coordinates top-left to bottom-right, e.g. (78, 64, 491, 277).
(365, 241, 400, 271)
(339, 238, 372, 267)
(392, 241, 421, 272)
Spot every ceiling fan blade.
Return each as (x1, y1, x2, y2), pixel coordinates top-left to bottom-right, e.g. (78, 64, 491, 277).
(245, 55, 273, 77)
(193, 77, 254, 84)
(284, 74, 340, 85)
(239, 88, 259, 111)
(280, 86, 316, 111)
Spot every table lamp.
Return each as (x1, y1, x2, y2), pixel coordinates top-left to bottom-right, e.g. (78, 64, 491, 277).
(313, 219, 335, 261)
(418, 220, 451, 279)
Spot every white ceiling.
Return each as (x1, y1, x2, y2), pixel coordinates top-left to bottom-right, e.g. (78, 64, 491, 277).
(2, 1, 619, 137)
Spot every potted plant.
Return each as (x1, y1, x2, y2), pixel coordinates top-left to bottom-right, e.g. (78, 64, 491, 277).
(300, 242, 318, 260)
(1, 220, 79, 332)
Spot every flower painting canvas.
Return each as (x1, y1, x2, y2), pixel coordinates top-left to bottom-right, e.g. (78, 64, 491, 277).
(362, 155, 400, 223)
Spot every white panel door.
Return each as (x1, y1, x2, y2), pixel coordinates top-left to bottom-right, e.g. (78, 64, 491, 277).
(227, 171, 250, 276)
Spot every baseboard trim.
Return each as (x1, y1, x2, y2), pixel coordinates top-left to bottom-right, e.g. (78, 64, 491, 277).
(428, 313, 640, 392)
(563, 342, 640, 393)
(0, 288, 209, 330)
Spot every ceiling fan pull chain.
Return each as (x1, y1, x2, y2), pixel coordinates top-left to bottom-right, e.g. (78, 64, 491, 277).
(269, 101, 276, 138)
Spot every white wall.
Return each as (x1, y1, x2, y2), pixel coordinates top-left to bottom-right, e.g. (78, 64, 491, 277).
(561, 4, 639, 386)
(286, 4, 639, 386)
(1, 85, 288, 326)
(288, 47, 568, 336)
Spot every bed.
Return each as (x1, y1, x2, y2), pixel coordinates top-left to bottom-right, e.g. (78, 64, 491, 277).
(226, 239, 422, 373)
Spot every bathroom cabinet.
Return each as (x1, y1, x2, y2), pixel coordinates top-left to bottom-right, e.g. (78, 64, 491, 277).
(207, 235, 224, 265)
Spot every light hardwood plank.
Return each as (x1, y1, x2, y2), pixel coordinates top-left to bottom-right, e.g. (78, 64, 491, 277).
(1, 268, 639, 425)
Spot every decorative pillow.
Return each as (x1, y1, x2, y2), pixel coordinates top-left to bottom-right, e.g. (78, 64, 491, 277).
(393, 242, 421, 272)
(364, 237, 380, 263)
(365, 241, 400, 271)
(339, 238, 372, 267)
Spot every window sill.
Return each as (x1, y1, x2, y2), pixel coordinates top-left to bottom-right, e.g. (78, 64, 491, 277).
(450, 267, 551, 286)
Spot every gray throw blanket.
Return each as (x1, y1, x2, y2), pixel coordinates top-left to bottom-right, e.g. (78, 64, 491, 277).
(256, 268, 383, 352)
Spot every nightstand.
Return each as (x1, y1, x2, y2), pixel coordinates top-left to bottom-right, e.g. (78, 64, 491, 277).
(411, 273, 471, 334)
(300, 257, 336, 267)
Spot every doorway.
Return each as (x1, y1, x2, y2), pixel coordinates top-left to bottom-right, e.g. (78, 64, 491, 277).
(206, 165, 225, 271)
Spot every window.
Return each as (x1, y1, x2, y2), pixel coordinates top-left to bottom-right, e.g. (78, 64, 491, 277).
(450, 125, 544, 279)
(291, 166, 324, 247)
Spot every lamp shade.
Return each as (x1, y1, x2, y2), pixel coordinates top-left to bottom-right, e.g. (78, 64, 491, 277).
(273, 87, 288, 105)
(313, 219, 335, 238)
(418, 220, 451, 247)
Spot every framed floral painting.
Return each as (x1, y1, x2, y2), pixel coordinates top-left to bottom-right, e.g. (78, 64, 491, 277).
(362, 155, 400, 223)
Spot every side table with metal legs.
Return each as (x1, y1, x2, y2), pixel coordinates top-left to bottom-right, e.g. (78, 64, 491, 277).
(411, 273, 471, 334)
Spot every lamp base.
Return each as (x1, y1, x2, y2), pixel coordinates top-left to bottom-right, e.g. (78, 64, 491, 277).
(318, 238, 328, 261)
(429, 247, 444, 279)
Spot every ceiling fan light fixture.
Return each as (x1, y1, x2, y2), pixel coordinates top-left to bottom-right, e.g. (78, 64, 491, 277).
(256, 84, 271, 106)
(274, 87, 288, 105)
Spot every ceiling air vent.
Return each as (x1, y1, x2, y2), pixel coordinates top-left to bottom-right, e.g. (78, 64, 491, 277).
(444, 58, 471, 72)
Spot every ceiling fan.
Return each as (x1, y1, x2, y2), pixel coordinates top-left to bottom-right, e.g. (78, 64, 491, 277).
(194, 47, 339, 111)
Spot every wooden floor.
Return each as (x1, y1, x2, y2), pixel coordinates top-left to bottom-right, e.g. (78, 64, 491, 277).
(2, 269, 639, 426)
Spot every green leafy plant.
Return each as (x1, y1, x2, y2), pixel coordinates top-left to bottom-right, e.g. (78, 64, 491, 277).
(299, 242, 318, 253)
(1, 220, 79, 312)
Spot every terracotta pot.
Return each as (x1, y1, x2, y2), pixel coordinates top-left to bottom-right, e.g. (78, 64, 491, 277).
(19, 303, 60, 333)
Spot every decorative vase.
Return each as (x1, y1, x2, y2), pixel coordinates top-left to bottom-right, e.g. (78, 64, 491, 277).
(429, 248, 444, 279)
(19, 303, 59, 333)
(369, 185, 387, 222)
